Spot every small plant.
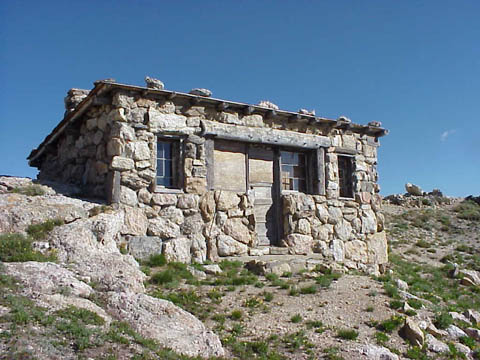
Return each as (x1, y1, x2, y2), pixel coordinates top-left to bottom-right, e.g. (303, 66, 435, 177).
(12, 184, 46, 196)
(459, 336, 475, 349)
(323, 346, 344, 360)
(305, 320, 323, 329)
(407, 299, 423, 309)
(290, 314, 302, 323)
(230, 309, 243, 321)
(336, 328, 359, 340)
(315, 271, 342, 288)
(454, 200, 480, 221)
(389, 300, 404, 310)
(263, 291, 274, 302)
(289, 286, 299, 296)
(366, 305, 375, 312)
(145, 253, 167, 267)
(375, 331, 389, 344)
(405, 346, 430, 359)
(415, 239, 431, 248)
(26, 218, 64, 240)
(299, 284, 317, 295)
(0, 233, 57, 262)
(434, 312, 453, 330)
(244, 297, 261, 308)
(379, 315, 403, 333)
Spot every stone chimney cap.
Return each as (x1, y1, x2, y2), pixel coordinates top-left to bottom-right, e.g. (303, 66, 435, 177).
(257, 100, 279, 110)
(145, 76, 165, 90)
(189, 88, 212, 97)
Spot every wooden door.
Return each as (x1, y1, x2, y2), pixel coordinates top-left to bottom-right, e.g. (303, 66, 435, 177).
(249, 146, 278, 246)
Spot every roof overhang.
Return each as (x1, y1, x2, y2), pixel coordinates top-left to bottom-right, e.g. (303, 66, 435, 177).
(28, 80, 389, 166)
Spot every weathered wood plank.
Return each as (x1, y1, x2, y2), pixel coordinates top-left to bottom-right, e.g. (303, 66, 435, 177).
(315, 148, 326, 196)
(205, 138, 214, 190)
(203, 120, 331, 149)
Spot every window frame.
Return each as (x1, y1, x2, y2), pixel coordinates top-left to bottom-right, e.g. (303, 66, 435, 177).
(155, 137, 182, 192)
(279, 149, 308, 193)
(337, 154, 354, 199)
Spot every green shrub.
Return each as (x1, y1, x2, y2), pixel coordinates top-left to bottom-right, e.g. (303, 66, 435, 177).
(315, 272, 342, 288)
(389, 300, 404, 309)
(375, 331, 389, 344)
(300, 284, 317, 294)
(290, 314, 302, 323)
(459, 336, 475, 349)
(336, 328, 358, 340)
(0, 233, 56, 262)
(26, 218, 64, 240)
(145, 253, 167, 267)
(405, 346, 429, 359)
(55, 306, 105, 326)
(263, 291, 274, 302)
(305, 320, 323, 329)
(12, 184, 46, 196)
(149, 262, 193, 287)
(230, 309, 243, 320)
(434, 312, 453, 329)
(454, 200, 480, 221)
(379, 316, 403, 333)
(415, 239, 430, 248)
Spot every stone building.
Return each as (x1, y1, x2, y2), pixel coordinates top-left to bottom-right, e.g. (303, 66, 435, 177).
(28, 78, 389, 272)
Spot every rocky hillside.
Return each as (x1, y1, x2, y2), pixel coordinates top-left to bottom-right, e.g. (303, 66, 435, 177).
(0, 176, 479, 359)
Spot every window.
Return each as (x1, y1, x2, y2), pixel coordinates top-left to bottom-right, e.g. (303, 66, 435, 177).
(338, 155, 354, 198)
(156, 140, 178, 188)
(280, 151, 306, 192)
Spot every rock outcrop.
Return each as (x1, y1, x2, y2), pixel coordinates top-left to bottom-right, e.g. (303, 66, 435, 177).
(0, 177, 225, 358)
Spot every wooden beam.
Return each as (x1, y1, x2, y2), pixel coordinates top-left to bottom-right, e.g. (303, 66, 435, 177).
(190, 97, 201, 105)
(205, 138, 214, 190)
(167, 92, 177, 100)
(315, 148, 326, 195)
(266, 109, 277, 118)
(217, 102, 229, 111)
(288, 114, 301, 123)
(244, 105, 255, 115)
(202, 120, 331, 149)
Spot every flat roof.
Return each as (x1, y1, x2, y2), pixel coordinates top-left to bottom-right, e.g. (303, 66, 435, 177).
(28, 80, 388, 165)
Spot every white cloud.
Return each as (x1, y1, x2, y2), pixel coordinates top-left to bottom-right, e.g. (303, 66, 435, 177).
(440, 129, 456, 142)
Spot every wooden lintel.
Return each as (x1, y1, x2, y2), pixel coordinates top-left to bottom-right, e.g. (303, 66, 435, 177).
(266, 109, 277, 118)
(288, 114, 301, 123)
(244, 105, 255, 115)
(202, 120, 331, 149)
(167, 92, 177, 100)
(190, 97, 201, 105)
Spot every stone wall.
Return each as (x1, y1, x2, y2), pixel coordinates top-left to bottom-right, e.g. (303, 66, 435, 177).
(122, 190, 256, 263)
(37, 103, 114, 198)
(34, 87, 386, 269)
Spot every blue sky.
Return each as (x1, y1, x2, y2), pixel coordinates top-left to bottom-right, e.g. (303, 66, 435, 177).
(1, 0, 479, 197)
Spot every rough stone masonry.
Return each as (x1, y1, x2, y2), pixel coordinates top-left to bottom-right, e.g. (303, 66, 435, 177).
(28, 77, 389, 273)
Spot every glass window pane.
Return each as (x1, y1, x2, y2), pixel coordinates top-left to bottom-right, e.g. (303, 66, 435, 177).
(157, 143, 164, 158)
(157, 160, 164, 176)
(164, 142, 171, 158)
(164, 160, 172, 178)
